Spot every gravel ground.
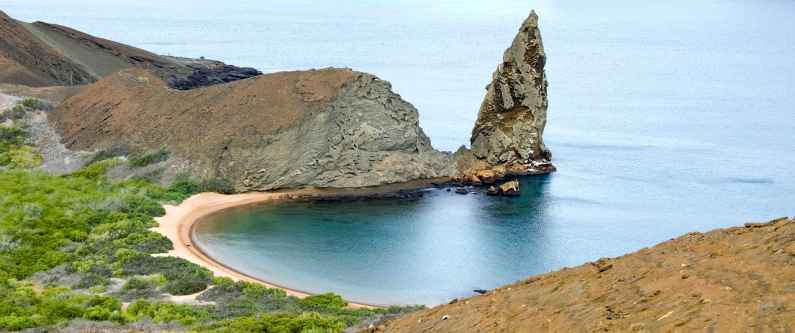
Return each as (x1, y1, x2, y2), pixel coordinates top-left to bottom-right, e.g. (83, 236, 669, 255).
(25, 109, 92, 175)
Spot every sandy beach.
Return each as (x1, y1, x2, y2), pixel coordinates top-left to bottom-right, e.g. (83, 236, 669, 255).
(151, 190, 382, 308)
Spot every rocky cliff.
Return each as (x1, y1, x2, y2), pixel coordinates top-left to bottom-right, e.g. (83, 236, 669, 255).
(0, 10, 260, 89)
(458, 11, 554, 178)
(52, 68, 454, 191)
(372, 217, 795, 332)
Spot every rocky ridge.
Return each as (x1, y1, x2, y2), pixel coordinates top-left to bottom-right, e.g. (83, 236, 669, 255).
(0, 10, 260, 89)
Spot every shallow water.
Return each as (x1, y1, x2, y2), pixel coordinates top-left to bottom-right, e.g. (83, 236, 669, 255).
(3, 0, 794, 305)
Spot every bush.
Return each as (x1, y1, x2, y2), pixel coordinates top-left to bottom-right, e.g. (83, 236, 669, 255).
(299, 294, 347, 311)
(166, 174, 235, 197)
(87, 147, 128, 165)
(0, 282, 123, 331)
(19, 98, 52, 111)
(129, 148, 170, 168)
(194, 313, 346, 333)
(121, 256, 211, 295)
(70, 159, 120, 179)
(127, 300, 210, 326)
(0, 125, 40, 168)
(118, 277, 159, 301)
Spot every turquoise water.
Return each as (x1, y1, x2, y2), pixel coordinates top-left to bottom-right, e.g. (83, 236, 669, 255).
(2, 0, 794, 305)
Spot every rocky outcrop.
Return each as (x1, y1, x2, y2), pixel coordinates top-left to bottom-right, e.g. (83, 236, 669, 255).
(52, 68, 454, 191)
(166, 57, 263, 90)
(0, 10, 260, 89)
(457, 11, 554, 178)
(497, 180, 520, 196)
(373, 217, 795, 332)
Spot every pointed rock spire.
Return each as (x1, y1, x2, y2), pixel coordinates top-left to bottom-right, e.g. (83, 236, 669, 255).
(459, 10, 554, 178)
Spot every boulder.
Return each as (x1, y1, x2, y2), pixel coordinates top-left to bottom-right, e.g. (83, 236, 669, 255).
(476, 169, 499, 184)
(498, 180, 521, 197)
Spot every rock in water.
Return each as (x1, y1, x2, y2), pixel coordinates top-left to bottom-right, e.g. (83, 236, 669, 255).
(498, 180, 520, 197)
(460, 11, 554, 178)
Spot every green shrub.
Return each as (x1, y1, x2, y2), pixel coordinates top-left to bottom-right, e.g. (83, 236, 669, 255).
(87, 147, 128, 165)
(19, 98, 52, 111)
(299, 293, 347, 311)
(1, 145, 42, 168)
(75, 274, 109, 290)
(166, 174, 235, 197)
(70, 158, 120, 179)
(121, 255, 211, 295)
(0, 282, 123, 331)
(127, 300, 210, 326)
(129, 148, 170, 168)
(0, 125, 40, 168)
(194, 313, 346, 333)
(6, 105, 26, 120)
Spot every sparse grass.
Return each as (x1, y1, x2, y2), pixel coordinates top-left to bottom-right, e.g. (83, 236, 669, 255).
(128, 148, 170, 168)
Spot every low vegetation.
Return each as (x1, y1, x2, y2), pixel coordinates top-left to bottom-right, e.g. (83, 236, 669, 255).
(0, 99, 420, 331)
(128, 148, 170, 168)
(0, 124, 41, 169)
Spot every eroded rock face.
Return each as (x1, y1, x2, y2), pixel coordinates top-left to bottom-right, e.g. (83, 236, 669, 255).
(460, 11, 554, 177)
(236, 72, 456, 190)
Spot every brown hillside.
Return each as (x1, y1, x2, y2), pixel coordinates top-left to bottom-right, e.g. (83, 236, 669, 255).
(0, 10, 93, 86)
(53, 67, 353, 154)
(0, 10, 260, 89)
(24, 20, 180, 79)
(375, 217, 795, 333)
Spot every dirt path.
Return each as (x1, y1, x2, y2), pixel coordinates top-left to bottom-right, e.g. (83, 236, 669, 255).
(0, 92, 19, 113)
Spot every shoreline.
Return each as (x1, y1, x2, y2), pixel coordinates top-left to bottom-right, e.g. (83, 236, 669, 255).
(151, 179, 450, 309)
(152, 190, 380, 308)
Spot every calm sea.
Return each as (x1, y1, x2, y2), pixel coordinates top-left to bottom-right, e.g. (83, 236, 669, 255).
(3, 0, 793, 305)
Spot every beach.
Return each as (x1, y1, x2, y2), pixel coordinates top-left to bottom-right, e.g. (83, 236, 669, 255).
(151, 190, 377, 308)
(149, 181, 448, 309)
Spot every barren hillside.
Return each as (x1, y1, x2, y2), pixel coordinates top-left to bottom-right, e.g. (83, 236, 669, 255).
(0, 9, 259, 89)
(374, 217, 795, 332)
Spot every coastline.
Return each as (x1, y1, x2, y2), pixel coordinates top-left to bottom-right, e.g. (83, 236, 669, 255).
(152, 190, 379, 308)
(151, 179, 450, 309)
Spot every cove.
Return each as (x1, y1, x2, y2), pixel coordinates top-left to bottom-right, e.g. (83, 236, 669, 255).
(193, 177, 560, 306)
